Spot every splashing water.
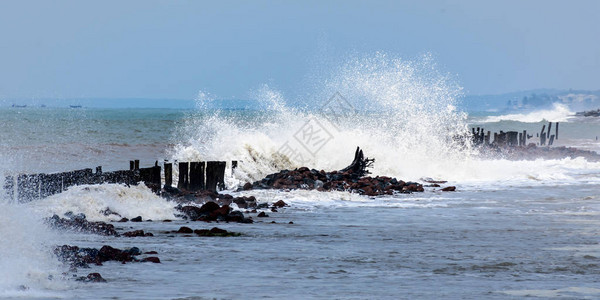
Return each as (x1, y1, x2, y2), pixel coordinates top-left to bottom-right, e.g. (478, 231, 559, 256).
(170, 53, 477, 185)
(0, 201, 67, 296)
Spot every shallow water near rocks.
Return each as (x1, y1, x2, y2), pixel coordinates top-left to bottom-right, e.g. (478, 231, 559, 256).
(19, 183, 597, 300)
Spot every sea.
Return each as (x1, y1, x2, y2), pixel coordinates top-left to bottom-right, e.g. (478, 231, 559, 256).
(2, 56, 600, 299)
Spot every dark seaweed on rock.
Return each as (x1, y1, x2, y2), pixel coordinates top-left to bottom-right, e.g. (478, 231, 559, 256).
(54, 245, 149, 269)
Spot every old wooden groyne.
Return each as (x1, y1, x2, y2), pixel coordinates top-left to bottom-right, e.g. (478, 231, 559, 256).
(471, 121, 559, 147)
(3, 160, 237, 203)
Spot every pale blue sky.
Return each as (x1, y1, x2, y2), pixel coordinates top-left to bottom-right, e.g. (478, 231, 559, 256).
(0, 0, 598, 101)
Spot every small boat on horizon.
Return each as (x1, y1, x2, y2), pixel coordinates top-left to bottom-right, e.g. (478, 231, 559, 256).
(69, 105, 82, 108)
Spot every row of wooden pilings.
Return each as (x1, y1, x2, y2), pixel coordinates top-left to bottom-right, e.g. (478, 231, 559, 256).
(3, 160, 237, 203)
(472, 121, 559, 147)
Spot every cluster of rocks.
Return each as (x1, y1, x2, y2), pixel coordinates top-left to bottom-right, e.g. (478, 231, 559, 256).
(173, 226, 241, 237)
(244, 167, 425, 196)
(176, 201, 253, 223)
(54, 244, 160, 269)
(46, 213, 119, 236)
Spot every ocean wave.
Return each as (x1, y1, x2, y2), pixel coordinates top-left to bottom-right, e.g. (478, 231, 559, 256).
(480, 103, 574, 123)
(30, 184, 179, 222)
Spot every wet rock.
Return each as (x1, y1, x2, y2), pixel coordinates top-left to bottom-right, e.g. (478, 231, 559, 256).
(130, 216, 143, 222)
(122, 230, 153, 237)
(76, 273, 106, 283)
(441, 186, 456, 192)
(100, 207, 121, 217)
(141, 257, 161, 263)
(54, 245, 149, 269)
(273, 200, 288, 208)
(46, 214, 119, 236)
(176, 226, 194, 234)
(257, 211, 269, 218)
(118, 218, 129, 222)
(144, 251, 158, 255)
(243, 182, 253, 190)
(194, 227, 241, 237)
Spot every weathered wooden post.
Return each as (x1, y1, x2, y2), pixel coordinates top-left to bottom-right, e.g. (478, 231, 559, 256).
(232, 160, 238, 176)
(518, 132, 523, 146)
(206, 161, 226, 192)
(547, 122, 552, 138)
(178, 162, 189, 190)
(164, 162, 172, 188)
(134, 160, 140, 170)
(17, 174, 40, 203)
(540, 125, 546, 146)
(189, 161, 205, 191)
(549, 135, 555, 146)
(522, 130, 527, 145)
(130, 160, 135, 170)
(555, 122, 559, 140)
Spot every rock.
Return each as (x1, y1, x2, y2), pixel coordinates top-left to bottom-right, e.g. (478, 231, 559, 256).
(179, 205, 204, 220)
(176, 226, 194, 234)
(141, 257, 161, 263)
(122, 230, 149, 237)
(46, 214, 119, 236)
(243, 182, 253, 190)
(127, 247, 141, 256)
(76, 273, 106, 283)
(289, 221, 294, 224)
(98, 245, 134, 262)
(194, 227, 241, 237)
(441, 186, 456, 192)
(144, 251, 158, 255)
(257, 212, 269, 218)
(100, 207, 120, 217)
(273, 200, 288, 208)
(131, 216, 143, 222)
(118, 218, 129, 222)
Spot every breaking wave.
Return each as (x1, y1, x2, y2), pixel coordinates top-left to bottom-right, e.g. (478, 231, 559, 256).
(481, 103, 574, 123)
(170, 53, 474, 185)
(30, 184, 179, 222)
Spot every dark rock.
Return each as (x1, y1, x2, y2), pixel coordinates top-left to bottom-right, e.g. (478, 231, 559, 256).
(122, 230, 150, 237)
(273, 200, 288, 208)
(194, 227, 241, 237)
(76, 273, 106, 283)
(100, 207, 121, 217)
(441, 186, 456, 192)
(131, 216, 143, 222)
(257, 211, 269, 218)
(289, 221, 294, 224)
(243, 182, 253, 190)
(118, 218, 129, 222)
(144, 251, 158, 255)
(141, 257, 161, 263)
(46, 214, 119, 236)
(176, 226, 194, 234)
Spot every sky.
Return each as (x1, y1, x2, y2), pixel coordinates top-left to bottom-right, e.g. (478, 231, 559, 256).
(0, 0, 599, 103)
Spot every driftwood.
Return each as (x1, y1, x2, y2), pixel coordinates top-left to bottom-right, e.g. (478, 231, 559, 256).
(339, 147, 375, 177)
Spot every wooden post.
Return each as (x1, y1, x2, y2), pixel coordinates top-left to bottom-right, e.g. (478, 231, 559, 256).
(547, 122, 552, 138)
(232, 160, 238, 176)
(164, 163, 172, 188)
(518, 133, 523, 146)
(549, 134, 555, 146)
(134, 160, 140, 170)
(130, 160, 135, 170)
(206, 161, 226, 192)
(178, 162, 189, 190)
(540, 125, 546, 146)
(523, 130, 527, 145)
(189, 161, 205, 191)
(17, 174, 40, 203)
(96, 166, 102, 174)
(555, 122, 559, 140)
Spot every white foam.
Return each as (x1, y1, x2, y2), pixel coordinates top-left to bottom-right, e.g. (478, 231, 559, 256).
(481, 103, 574, 123)
(0, 202, 68, 295)
(30, 184, 179, 222)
